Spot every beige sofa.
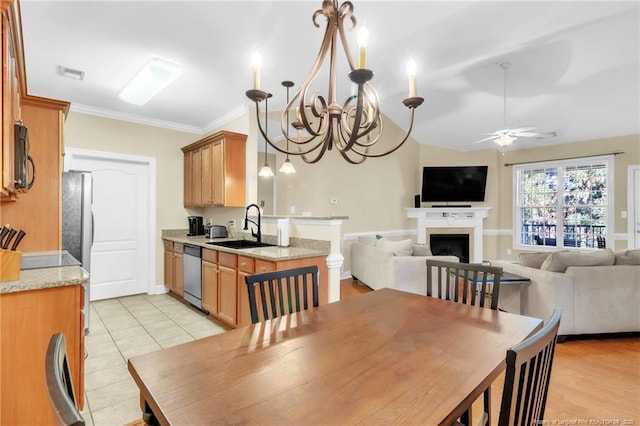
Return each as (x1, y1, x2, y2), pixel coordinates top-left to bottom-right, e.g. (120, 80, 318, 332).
(494, 249, 640, 338)
(350, 238, 458, 295)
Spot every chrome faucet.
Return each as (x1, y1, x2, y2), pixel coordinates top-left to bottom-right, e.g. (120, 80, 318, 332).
(243, 204, 261, 243)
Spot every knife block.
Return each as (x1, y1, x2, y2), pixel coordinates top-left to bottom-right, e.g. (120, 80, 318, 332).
(0, 249, 21, 282)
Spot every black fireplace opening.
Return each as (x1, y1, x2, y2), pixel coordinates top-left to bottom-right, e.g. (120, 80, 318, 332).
(430, 234, 470, 263)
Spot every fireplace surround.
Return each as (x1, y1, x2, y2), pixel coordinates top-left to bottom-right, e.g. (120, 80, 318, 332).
(407, 207, 490, 263)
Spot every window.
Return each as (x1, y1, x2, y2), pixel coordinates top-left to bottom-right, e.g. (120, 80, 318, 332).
(514, 155, 613, 250)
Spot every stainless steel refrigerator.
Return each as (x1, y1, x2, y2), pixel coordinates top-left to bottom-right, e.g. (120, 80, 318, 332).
(62, 170, 93, 334)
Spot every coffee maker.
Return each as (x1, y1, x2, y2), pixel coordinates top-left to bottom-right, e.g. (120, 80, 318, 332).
(187, 216, 205, 236)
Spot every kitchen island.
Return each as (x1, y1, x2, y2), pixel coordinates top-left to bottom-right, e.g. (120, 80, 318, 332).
(162, 230, 330, 328)
(0, 253, 87, 425)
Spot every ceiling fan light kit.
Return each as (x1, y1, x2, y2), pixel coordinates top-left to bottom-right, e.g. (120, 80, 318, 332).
(246, 0, 424, 165)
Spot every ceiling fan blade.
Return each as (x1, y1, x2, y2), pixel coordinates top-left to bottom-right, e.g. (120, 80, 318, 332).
(472, 135, 499, 144)
(514, 131, 557, 138)
(510, 127, 537, 133)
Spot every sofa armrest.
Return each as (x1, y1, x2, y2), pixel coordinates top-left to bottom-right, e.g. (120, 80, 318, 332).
(391, 255, 459, 295)
(350, 242, 394, 290)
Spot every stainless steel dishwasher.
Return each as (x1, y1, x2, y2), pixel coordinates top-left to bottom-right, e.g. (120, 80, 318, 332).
(183, 244, 205, 311)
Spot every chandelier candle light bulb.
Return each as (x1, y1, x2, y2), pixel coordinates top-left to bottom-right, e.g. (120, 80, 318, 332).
(357, 25, 369, 69)
(407, 55, 417, 98)
(252, 50, 262, 90)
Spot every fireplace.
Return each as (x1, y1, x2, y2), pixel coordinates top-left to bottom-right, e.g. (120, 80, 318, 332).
(430, 234, 470, 263)
(407, 207, 490, 263)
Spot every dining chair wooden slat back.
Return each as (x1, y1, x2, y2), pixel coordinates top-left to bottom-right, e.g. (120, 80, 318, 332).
(498, 307, 562, 426)
(245, 265, 319, 324)
(426, 259, 504, 310)
(45, 333, 84, 426)
(427, 259, 504, 425)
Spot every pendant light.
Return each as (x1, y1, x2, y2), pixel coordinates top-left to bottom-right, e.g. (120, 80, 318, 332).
(279, 81, 296, 174)
(258, 93, 274, 177)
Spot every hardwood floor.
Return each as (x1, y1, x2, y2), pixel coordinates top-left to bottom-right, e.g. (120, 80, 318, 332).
(340, 278, 640, 424)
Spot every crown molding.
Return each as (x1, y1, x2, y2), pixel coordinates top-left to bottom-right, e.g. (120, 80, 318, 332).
(69, 103, 203, 134)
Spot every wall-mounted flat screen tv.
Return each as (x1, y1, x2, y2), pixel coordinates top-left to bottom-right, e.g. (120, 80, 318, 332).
(421, 165, 488, 203)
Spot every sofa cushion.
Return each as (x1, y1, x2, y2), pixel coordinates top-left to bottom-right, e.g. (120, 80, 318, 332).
(376, 238, 413, 256)
(412, 244, 433, 257)
(519, 252, 551, 269)
(541, 248, 615, 273)
(614, 249, 640, 265)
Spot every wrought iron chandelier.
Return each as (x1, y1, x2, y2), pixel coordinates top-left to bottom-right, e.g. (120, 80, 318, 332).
(246, 0, 424, 165)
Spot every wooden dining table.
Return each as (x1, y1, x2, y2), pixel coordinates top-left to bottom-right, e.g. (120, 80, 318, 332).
(128, 288, 542, 425)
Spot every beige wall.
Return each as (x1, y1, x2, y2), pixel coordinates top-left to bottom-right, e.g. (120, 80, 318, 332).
(64, 110, 640, 283)
(64, 112, 198, 285)
(417, 133, 640, 263)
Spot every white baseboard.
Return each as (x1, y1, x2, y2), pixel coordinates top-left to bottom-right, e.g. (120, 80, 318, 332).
(149, 284, 169, 295)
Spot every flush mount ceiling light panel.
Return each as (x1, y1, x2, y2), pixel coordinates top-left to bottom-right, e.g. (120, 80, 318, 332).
(57, 65, 85, 81)
(119, 57, 181, 106)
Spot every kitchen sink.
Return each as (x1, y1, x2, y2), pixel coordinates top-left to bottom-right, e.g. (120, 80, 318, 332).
(206, 240, 276, 249)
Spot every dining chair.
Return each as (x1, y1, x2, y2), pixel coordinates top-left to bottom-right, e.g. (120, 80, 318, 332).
(45, 333, 84, 426)
(426, 259, 504, 310)
(497, 307, 562, 426)
(426, 259, 504, 425)
(245, 265, 319, 324)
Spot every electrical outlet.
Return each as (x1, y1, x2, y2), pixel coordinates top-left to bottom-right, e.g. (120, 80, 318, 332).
(228, 219, 236, 228)
(290, 205, 296, 214)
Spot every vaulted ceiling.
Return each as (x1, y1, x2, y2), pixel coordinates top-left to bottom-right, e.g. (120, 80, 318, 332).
(20, 1, 640, 152)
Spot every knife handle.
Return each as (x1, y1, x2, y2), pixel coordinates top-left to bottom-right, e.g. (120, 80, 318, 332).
(10, 230, 25, 251)
(2, 229, 16, 250)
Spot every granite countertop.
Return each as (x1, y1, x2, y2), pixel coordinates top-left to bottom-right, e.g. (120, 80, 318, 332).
(162, 231, 330, 261)
(1, 265, 89, 294)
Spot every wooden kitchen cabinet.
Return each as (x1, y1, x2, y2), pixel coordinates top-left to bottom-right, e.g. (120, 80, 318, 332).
(1, 284, 85, 425)
(201, 248, 218, 314)
(1, 2, 20, 199)
(163, 240, 184, 297)
(183, 152, 192, 206)
(181, 130, 246, 208)
(217, 251, 238, 325)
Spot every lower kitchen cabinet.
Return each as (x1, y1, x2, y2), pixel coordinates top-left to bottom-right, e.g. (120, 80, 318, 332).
(164, 240, 328, 329)
(201, 249, 218, 314)
(0, 284, 84, 425)
(163, 240, 184, 297)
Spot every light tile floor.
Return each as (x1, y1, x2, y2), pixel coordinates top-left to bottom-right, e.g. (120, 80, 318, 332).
(82, 293, 228, 426)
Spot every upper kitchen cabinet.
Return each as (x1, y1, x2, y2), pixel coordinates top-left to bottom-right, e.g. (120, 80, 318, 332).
(182, 130, 246, 208)
(1, 0, 23, 200)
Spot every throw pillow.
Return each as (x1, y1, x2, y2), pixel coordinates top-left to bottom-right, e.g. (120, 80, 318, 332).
(412, 244, 432, 257)
(541, 248, 615, 273)
(614, 249, 640, 265)
(519, 252, 550, 269)
(376, 238, 413, 256)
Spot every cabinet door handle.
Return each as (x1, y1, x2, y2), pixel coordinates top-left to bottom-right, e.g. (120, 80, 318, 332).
(259, 267, 267, 271)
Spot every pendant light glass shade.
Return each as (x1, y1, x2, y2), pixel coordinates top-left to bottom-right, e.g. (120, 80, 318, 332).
(278, 158, 296, 174)
(259, 163, 274, 177)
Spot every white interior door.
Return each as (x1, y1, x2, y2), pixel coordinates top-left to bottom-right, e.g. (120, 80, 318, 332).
(65, 149, 155, 300)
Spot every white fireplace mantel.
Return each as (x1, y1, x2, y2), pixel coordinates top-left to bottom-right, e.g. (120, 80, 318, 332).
(406, 207, 491, 262)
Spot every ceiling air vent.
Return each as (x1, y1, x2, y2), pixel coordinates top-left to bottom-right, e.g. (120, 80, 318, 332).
(58, 65, 85, 81)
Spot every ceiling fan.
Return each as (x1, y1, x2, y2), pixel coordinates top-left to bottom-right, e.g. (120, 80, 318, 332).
(474, 62, 557, 147)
